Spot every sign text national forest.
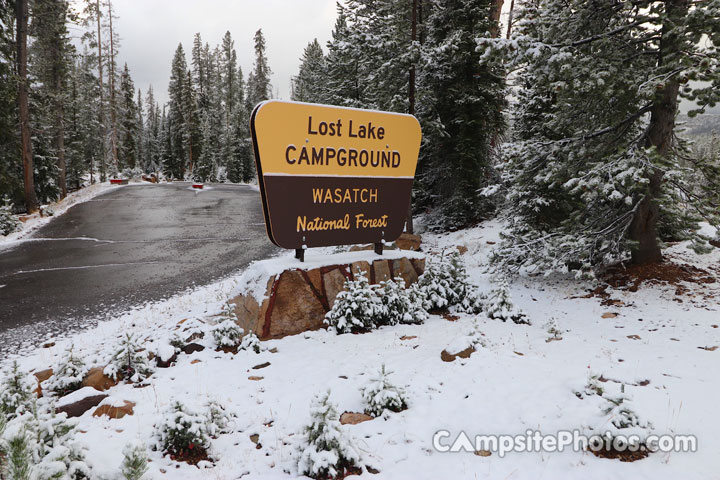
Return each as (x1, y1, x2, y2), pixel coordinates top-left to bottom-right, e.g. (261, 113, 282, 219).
(250, 100, 422, 250)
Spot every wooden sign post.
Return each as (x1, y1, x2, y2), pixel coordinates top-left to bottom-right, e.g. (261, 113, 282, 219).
(251, 100, 421, 261)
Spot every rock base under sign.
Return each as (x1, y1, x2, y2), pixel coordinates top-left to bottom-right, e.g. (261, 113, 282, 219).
(229, 250, 426, 340)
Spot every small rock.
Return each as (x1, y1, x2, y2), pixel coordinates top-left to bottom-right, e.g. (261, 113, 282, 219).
(156, 353, 178, 368)
(34, 368, 53, 397)
(602, 312, 618, 318)
(190, 359, 202, 364)
(456, 245, 468, 255)
(93, 400, 135, 419)
(248, 376, 264, 381)
(441, 346, 475, 362)
(252, 362, 271, 370)
(182, 343, 205, 354)
(699, 345, 719, 351)
(340, 412, 373, 425)
(56, 387, 108, 418)
(42, 342, 55, 348)
(627, 335, 641, 340)
(475, 450, 492, 457)
(82, 367, 119, 391)
(400, 335, 417, 340)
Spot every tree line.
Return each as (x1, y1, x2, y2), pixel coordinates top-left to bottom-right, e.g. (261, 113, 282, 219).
(0, 0, 270, 214)
(291, 0, 719, 272)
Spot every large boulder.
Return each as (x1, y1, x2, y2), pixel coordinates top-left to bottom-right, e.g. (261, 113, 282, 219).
(82, 367, 119, 391)
(394, 233, 422, 251)
(263, 270, 327, 338)
(56, 387, 108, 418)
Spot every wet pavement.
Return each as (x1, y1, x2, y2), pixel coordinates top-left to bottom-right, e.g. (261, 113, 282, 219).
(0, 183, 277, 353)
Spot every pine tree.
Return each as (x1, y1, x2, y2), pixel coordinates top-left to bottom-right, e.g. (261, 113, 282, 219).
(485, 279, 529, 325)
(118, 63, 139, 171)
(0, 2, 23, 207)
(142, 85, 160, 173)
(291, 39, 327, 103)
(324, 270, 383, 334)
(120, 440, 149, 480)
(297, 390, 363, 479)
(361, 365, 408, 416)
(246, 29, 272, 111)
(415, 0, 506, 230)
(486, 0, 720, 275)
(166, 43, 188, 178)
(46, 345, 88, 397)
(105, 333, 154, 383)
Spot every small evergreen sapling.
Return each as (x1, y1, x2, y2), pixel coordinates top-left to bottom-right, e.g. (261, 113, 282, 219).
(46, 345, 88, 397)
(0, 197, 21, 236)
(205, 399, 234, 437)
(297, 390, 363, 479)
(378, 277, 428, 326)
(0, 361, 34, 420)
(324, 270, 383, 334)
(485, 280, 530, 325)
(105, 333, 154, 383)
(418, 251, 482, 313)
(239, 332, 263, 353)
(361, 365, 408, 417)
(121, 439, 149, 480)
(212, 317, 244, 349)
(154, 401, 210, 464)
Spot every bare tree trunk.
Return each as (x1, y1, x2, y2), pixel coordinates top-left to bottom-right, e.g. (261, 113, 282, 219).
(56, 78, 67, 198)
(506, 0, 515, 39)
(16, 0, 38, 213)
(628, 0, 688, 265)
(107, 0, 118, 175)
(405, 0, 419, 235)
(96, 0, 106, 182)
(489, 0, 504, 38)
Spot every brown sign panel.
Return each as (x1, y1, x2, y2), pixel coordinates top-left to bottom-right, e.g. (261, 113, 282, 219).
(250, 100, 422, 250)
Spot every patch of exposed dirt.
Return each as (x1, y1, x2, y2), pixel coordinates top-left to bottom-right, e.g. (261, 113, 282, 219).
(589, 445, 649, 462)
(603, 262, 716, 291)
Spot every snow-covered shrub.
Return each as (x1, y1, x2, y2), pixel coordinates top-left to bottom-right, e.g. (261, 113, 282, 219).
(205, 399, 234, 437)
(545, 319, 562, 341)
(105, 333, 154, 383)
(485, 280, 530, 324)
(377, 277, 428, 326)
(418, 250, 479, 312)
(574, 372, 604, 399)
(120, 167, 144, 181)
(239, 332, 263, 353)
(212, 318, 244, 349)
(2, 407, 92, 479)
(0, 197, 21, 236)
(297, 390, 364, 479)
(1, 421, 32, 480)
(46, 345, 88, 397)
(361, 365, 408, 417)
(325, 270, 383, 334)
(121, 439, 149, 480)
(0, 361, 35, 420)
(153, 401, 210, 463)
(602, 393, 652, 431)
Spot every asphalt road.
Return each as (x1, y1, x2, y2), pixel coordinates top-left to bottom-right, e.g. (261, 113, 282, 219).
(0, 183, 277, 352)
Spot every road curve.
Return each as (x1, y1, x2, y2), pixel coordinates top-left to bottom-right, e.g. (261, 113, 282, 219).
(0, 183, 278, 352)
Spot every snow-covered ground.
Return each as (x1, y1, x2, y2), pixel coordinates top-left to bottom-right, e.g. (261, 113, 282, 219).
(2, 221, 719, 479)
(0, 182, 116, 250)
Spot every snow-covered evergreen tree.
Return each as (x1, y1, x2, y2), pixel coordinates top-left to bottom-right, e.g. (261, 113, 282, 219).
(485, 280, 529, 325)
(246, 29, 272, 111)
(417, 250, 481, 312)
(212, 307, 244, 349)
(415, 0, 506, 229)
(204, 399, 234, 437)
(324, 270, 383, 334)
(378, 277, 428, 326)
(0, 197, 21, 236)
(0, 361, 35, 420)
(483, 0, 720, 275)
(46, 345, 88, 397)
(105, 333, 154, 383)
(291, 39, 327, 103)
(120, 439, 149, 480)
(153, 401, 210, 461)
(361, 365, 408, 417)
(297, 390, 363, 479)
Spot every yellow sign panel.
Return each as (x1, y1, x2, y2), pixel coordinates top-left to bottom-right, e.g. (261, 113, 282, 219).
(251, 100, 422, 250)
(252, 100, 421, 178)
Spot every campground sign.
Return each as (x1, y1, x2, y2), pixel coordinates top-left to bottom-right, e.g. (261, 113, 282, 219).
(250, 100, 421, 256)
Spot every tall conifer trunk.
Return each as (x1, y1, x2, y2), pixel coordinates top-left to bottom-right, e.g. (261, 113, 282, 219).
(16, 0, 38, 212)
(629, 0, 688, 265)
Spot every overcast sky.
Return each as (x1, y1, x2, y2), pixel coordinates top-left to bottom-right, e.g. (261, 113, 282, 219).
(99, 0, 338, 106)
